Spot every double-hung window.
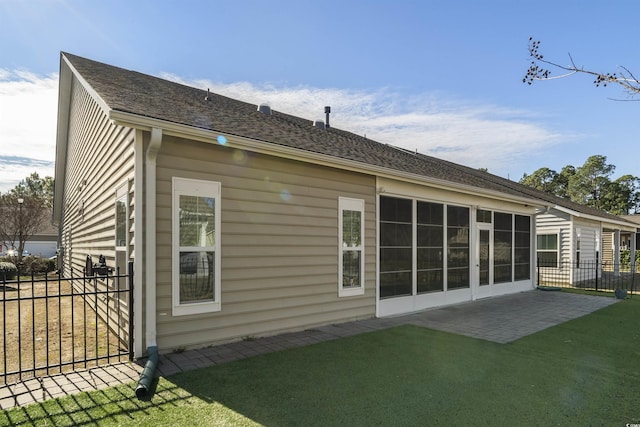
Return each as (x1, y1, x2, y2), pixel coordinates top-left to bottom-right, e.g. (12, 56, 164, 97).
(172, 177, 221, 316)
(339, 197, 365, 297)
(537, 233, 558, 267)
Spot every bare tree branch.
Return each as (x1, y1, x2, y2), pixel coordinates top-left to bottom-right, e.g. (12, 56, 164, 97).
(523, 37, 640, 99)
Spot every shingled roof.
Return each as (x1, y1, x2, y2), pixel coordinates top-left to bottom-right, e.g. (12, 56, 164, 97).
(60, 52, 635, 227)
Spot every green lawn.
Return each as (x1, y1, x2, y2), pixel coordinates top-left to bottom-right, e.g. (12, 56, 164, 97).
(2, 297, 640, 426)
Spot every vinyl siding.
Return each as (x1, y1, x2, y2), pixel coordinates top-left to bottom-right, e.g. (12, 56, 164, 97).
(60, 77, 135, 274)
(536, 210, 572, 263)
(573, 218, 600, 263)
(154, 135, 376, 351)
(602, 232, 614, 264)
(59, 76, 135, 343)
(535, 210, 572, 284)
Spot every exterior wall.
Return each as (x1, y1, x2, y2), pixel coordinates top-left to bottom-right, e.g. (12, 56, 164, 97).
(154, 135, 377, 351)
(602, 232, 614, 265)
(534, 210, 571, 285)
(58, 76, 136, 344)
(535, 210, 601, 285)
(572, 217, 600, 284)
(535, 210, 572, 263)
(59, 77, 136, 275)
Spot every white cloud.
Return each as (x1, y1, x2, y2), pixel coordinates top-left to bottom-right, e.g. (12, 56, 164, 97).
(163, 74, 567, 176)
(0, 70, 57, 192)
(0, 68, 567, 192)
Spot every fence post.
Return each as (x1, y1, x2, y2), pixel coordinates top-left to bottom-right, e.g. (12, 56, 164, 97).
(631, 261, 636, 298)
(595, 252, 599, 292)
(128, 260, 134, 361)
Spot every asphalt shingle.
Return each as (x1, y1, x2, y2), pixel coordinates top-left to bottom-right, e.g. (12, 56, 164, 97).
(61, 52, 637, 224)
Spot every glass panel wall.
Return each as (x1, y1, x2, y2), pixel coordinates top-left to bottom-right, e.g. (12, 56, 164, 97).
(447, 205, 470, 289)
(494, 212, 512, 283)
(417, 201, 444, 293)
(380, 197, 413, 298)
(514, 215, 531, 280)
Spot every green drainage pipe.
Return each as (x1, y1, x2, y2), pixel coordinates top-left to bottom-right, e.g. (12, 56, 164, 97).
(135, 346, 158, 399)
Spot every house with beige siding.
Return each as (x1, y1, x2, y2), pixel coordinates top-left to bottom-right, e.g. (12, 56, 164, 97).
(55, 52, 607, 359)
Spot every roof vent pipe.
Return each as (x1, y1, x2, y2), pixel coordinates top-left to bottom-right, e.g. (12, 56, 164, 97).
(257, 103, 272, 115)
(205, 88, 211, 101)
(325, 106, 331, 128)
(313, 120, 325, 129)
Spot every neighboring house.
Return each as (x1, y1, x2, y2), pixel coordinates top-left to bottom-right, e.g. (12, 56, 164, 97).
(23, 220, 59, 258)
(1, 213, 58, 258)
(505, 187, 638, 283)
(54, 52, 621, 359)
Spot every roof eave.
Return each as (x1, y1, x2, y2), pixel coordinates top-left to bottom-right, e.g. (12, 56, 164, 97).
(554, 206, 637, 231)
(110, 110, 546, 209)
(52, 55, 73, 226)
(54, 53, 114, 226)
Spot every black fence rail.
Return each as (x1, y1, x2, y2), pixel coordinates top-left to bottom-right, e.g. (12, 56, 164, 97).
(0, 262, 133, 385)
(537, 259, 637, 296)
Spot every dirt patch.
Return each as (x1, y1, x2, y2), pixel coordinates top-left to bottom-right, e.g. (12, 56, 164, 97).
(1, 277, 129, 384)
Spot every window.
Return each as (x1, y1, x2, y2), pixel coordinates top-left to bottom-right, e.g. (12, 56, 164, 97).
(115, 190, 127, 249)
(494, 212, 513, 283)
(380, 197, 413, 298)
(115, 184, 129, 303)
(379, 196, 469, 299)
(477, 209, 492, 223)
(447, 205, 470, 289)
(537, 234, 558, 267)
(172, 177, 221, 316)
(417, 201, 444, 293)
(339, 197, 365, 297)
(514, 215, 531, 280)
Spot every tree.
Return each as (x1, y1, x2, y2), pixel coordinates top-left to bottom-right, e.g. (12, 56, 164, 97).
(0, 173, 54, 264)
(519, 165, 574, 198)
(519, 156, 640, 214)
(607, 175, 640, 214)
(520, 167, 558, 193)
(567, 155, 615, 210)
(523, 38, 640, 99)
(554, 166, 575, 199)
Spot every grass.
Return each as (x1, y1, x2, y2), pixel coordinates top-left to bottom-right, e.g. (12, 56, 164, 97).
(2, 296, 640, 426)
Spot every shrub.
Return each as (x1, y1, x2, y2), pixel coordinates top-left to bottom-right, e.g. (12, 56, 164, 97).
(0, 261, 18, 281)
(620, 250, 640, 267)
(21, 256, 57, 275)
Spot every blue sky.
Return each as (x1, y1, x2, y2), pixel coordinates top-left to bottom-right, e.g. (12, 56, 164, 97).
(1, 0, 640, 192)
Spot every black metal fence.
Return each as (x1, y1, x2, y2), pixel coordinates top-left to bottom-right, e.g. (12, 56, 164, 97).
(0, 262, 133, 385)
(537, 259, 637, 296)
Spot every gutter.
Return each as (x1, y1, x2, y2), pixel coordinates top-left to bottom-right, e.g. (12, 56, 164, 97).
(109, 110, 546, 209)
(554, 205, 638, 231)
(136, 127, 163, 398)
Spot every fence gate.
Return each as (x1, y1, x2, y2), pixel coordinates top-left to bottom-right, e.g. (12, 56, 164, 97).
(1, 261, 133, 385)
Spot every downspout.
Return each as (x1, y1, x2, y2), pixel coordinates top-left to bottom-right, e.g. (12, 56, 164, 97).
(136, 127, 162, 398)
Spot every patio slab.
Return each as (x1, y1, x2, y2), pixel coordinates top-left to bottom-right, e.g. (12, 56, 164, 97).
(401, 290, 619, 343)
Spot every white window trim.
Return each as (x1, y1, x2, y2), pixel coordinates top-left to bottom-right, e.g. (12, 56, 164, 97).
(537, 231, 560, 267)
(115, 183, 129, 251)
(338, 197, 365, 297)
(172, 177, 221, 316)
